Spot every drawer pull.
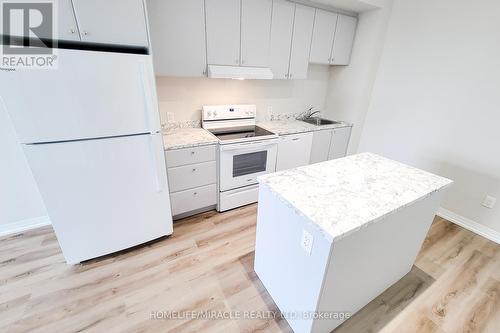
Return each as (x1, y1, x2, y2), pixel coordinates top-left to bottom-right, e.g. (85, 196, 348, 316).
(191, 151, 195, 155)
(292, 138, 300, 141)
(193, 192, 198, 196)
(192, 168, 197, 172)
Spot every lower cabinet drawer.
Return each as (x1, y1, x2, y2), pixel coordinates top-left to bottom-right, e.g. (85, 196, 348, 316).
(170, 184, 217, 216)
(167, 161, 216, 193)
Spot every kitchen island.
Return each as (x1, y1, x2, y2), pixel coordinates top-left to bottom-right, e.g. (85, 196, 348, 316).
(254, 153, 452, 333)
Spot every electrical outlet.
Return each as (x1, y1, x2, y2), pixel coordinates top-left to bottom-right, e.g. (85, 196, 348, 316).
(482, 195, 497, 209)
(301, 230, 313, 255)
(167, 112, 175, 123)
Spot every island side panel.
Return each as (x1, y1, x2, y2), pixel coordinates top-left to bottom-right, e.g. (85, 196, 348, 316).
(312, 190, 445, 333)
(254, 184, 332, 333)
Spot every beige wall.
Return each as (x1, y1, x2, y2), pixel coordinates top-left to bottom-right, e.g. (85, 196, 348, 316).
(324, 0, 394, 154)
(358, 0, 500, 233)
(155, 65, 331, 124)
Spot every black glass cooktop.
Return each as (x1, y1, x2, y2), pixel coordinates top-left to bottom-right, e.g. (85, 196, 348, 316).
(209, 125, 275, 141)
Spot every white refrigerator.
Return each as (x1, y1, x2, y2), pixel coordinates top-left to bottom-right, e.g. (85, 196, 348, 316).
(0, 49, 173, 264)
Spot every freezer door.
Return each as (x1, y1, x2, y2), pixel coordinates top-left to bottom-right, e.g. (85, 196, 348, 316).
(23, 133, 172, 264)
(0, 49, 160, 144)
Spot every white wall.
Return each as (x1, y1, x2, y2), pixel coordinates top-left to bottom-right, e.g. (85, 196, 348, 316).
(358, 0, 500, 233)
(156, 65, 331, 124)
(0, 99, 46, 226)
(324, 0, 394, 154)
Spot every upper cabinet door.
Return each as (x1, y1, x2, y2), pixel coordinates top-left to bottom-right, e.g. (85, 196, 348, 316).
(309, 9, 338, 65)
(240, 0, 272, 67)
(72, 0, 149, 47)
(288, 4, 315, 79)
(147, 0, 207, 76)
(57, 0, 80, 41)
(269, 0, 295, 79)
(331, 14, 357, 65)
(205, 0, 241, 66)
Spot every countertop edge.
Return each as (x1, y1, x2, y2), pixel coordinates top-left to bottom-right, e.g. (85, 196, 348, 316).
(258, 170, 453, 244)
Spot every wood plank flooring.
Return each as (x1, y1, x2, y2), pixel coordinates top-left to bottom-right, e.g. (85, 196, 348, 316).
(0, 204, 498, 333)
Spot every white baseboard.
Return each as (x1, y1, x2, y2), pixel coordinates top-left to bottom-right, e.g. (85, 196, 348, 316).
(437, 208, 500, 244)
(0, 215, 51, 237)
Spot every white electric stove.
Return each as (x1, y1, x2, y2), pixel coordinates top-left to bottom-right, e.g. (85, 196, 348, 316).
(202, 105, 278, 212)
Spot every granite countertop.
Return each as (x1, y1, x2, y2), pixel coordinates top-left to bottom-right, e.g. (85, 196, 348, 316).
(258, 119, 352, 135)
(258, 152, 453, 242)
(163, 128, 218, 150)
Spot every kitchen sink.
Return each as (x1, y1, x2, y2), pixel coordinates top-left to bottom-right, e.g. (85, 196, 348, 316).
(301, 117, 341, 126)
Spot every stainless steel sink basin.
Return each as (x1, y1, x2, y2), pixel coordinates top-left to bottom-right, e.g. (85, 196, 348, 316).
(301, 117, 341, 126)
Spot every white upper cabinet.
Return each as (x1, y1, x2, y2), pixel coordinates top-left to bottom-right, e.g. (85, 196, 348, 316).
(72, 0, 149, 47)
(240, 0, 273, 67)
(269, 0, 295, 79)
(206, 0, 272, 67)
(205, 0, 241, 66)
(57, 0, 80, 41)
(309, 9, 338, 65)
(331, 14, 357, 65)
(288, 4, 315, 79)
(147, 0, 207, 76)
(309, 11, 357, 66)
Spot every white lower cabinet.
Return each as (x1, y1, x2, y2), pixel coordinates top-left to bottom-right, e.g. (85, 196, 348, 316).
(276, 132, 313, 171)
(310, 129, 333, 164)
(170, 184, 217, 217)
(310, 127, 352, 164)
(165, 145, 217, 218)
(329, 126, 352, 159)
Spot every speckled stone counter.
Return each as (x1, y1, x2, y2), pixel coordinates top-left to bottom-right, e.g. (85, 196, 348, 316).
(258, 119, 352, 135)
(163, 128, 218, 150)
(254, 152, 453, 333)
(258, 152, 452, 242)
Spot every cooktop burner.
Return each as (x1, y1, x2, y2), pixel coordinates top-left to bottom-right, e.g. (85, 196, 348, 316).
(209, 125, 275, 141)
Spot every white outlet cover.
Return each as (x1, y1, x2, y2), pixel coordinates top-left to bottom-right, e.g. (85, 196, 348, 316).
(301, 230, 313, 255)
(482, 195, 497, 209)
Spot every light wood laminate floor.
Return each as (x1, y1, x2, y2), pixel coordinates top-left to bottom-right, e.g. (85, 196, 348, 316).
(1, 204, 498, 333)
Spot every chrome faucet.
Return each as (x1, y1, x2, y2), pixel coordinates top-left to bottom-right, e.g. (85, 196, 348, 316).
(297, 107, 321, 120)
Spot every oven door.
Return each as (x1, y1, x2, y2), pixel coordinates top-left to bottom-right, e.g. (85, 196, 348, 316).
(219, 139, 278, 191)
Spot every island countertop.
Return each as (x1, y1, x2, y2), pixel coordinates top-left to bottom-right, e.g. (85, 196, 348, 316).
(258, 152, 453, 242)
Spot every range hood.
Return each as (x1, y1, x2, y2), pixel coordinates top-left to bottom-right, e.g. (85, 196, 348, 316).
(207, 65, 274, 80)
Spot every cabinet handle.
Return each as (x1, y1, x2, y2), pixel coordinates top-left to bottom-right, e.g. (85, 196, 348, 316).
(285, 74, 289, 78)
(69, 29, 75, 34)
(191, 151, 195, 155)
(82, 31, 88, 36)
(292, 138, 300, 141)
(193, 192, 198, 196)
(192, 168, 197, 172)
(289, 73, 293, 79)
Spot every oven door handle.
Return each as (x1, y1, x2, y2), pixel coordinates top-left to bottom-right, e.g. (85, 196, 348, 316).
(219, 139, 278, 151)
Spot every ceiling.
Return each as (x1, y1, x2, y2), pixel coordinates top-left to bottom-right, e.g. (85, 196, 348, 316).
(308, 0, 386, 12)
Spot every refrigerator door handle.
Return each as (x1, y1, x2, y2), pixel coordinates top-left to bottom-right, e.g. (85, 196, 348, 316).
(140, 60, 161, 133)
(150, 134, 167, 193)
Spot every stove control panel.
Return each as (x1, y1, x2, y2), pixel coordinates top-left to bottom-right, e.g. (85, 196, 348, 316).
(202, 105, 256, 121)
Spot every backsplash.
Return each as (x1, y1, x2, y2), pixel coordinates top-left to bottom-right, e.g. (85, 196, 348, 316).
(155, 64, 331, 127)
